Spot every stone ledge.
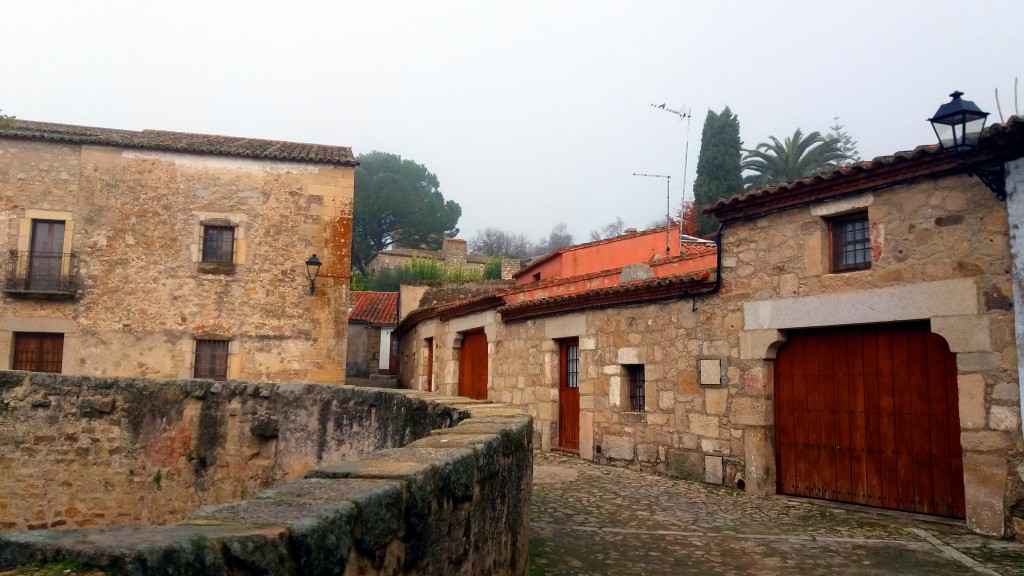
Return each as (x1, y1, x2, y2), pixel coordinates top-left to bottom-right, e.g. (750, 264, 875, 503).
(0, 375, 533, 576)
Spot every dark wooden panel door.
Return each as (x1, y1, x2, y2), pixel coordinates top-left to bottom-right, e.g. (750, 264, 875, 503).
(458, 330, 488, 400)
(558, 338, 580, 452)
(775, 321, 965, 518)
(29, 220, 65, 291)
(426, 338, 434, 392)
(12, 332, 64, 373)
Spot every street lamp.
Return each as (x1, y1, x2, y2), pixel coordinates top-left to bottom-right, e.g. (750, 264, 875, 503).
(928, 91, 1005, 200)
(305, 254, 322, 295)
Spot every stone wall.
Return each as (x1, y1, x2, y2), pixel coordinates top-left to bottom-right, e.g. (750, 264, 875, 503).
(397, 172, 1022, 536)
(0, 371, 532, 575)
(0, 139, 353, 383)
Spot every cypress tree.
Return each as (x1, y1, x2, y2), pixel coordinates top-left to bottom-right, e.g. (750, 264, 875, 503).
(692, 107, 743, 236)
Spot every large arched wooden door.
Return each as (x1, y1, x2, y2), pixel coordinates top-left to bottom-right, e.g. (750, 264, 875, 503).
(774, 321, 965, 518)
(458, 330, 488, 400)
(558, 338, 580, 452)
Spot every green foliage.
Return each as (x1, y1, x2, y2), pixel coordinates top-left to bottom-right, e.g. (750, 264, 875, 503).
(741, 128, 844, 189)
(0, 108, 17, 129)
(827, 116, 861, 166)
(152, 469, 162, 486)
(483, 256, 503, 279)
(352, 151, 462, 274)
(350, 271, 369, 291)
(357, 257, 483, 291)
(693, 107, 744, 236)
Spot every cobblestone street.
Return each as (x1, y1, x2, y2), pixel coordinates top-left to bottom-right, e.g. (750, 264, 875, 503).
(529, 452, 1024, 575)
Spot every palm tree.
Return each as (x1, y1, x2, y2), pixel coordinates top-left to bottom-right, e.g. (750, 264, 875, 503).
(741, 129, 845, 189)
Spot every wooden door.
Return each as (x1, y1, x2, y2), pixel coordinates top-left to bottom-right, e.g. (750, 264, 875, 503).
(774, 322, 965, 518)
(12, 333, 64, 373)
(458, 330, 488, 400)
(558, 338, 580, 452)
(29, 220, 65, 291)
(425, 338, 434, 391)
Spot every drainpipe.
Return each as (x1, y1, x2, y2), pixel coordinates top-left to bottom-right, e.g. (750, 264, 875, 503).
(707, 220, 728, 296)
(1005, 158, 1024, 441)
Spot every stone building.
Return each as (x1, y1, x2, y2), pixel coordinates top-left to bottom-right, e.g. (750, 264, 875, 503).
(394, 118, 1024, 536)
(346, 290, 399, 377)
(0, 120, 356, 383)
(366, 237, 520, 280)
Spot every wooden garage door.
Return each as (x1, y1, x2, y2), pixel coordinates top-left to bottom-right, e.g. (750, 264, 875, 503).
(774, 321, 965, 518)
(458, 330, 488, 400)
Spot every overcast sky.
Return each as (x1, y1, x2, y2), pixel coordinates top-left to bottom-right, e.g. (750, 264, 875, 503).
(2, 1, 1020, 244)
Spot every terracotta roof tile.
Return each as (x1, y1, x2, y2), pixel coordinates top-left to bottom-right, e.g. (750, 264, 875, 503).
(349, 291, 399, 325)
(0, 120, 357, 166)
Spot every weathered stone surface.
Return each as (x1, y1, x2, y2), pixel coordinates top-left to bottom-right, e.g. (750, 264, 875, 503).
(665, 449, 703, 481)
(958, 374, 987, 429)
(729, 397, 772, 426)
(963, 452, 1010, 537)
(602, 435, 635, 460)
(704, 455, 724, 484)
(0, 374, 534, 575)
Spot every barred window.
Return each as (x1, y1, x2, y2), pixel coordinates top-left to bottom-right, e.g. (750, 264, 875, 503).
(12, 332, 64, 373)
(626, 364, 645, 412)
(202, 225, 235, 264)
(194, 339, 229, 381)
(566, 343, 579, 388)
(830, 212, 871, 272)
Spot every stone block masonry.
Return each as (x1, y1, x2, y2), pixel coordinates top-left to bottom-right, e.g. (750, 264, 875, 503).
(0, 371, 533, 575)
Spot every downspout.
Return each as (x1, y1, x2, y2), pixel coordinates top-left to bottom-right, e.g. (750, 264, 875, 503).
(690, 220, 727, 311)
(707, 220, 728, 296)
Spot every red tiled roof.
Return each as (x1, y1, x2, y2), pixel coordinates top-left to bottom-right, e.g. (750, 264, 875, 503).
(708, 115, 1024, 222)
(497, 269, 715, 321)
(349, 291, 399, 325)
(0, 120, 358, 166)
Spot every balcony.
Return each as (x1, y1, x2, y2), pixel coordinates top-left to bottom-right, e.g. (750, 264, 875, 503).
(3, 250, 81, 299)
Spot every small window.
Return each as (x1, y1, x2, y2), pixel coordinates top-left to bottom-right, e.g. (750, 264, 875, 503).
(12, 332, 64, 373)
(830, 212, 871, 272)
(626, 364, 645, 412)
(202, 225, 235, 264)
(194, 339, 229, 381)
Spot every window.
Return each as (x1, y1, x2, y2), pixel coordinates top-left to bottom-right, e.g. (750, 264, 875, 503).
(194, 339, 229, 380)
(830, 212, 871, 272)
(12, 332, 64, 373)
(565, 343, 579, 389)
(201, 225, 235, 264)
(626, 364, 645, 412)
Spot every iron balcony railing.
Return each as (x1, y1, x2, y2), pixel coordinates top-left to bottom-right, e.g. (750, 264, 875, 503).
(3, 250, 81, 298)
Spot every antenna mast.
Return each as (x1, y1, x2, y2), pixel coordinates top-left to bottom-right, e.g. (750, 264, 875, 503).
(632, 172, 671, 256)
(651, 103, 692, 246)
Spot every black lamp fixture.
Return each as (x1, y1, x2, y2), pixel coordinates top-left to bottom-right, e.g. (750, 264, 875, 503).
(928, 91, 1006, 200)
(305, 254, 322, 295)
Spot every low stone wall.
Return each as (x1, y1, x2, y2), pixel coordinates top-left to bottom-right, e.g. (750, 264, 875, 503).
(0, 371, 533, 575)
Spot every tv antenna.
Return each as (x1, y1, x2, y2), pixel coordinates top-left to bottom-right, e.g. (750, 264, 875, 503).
(651, 103, 693, 244)
(632, 172, 671, 256)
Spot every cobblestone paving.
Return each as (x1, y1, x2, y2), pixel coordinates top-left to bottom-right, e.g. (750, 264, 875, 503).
(529, 451, 1024, 575)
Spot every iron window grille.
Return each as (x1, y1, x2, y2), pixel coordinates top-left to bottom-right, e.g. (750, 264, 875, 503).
(626, 364, 645, 412)
(201, 225, 235, 264)
(566, 344, 579, 388)
(830, 212, 871, 272)
(194, 339, 230, 381)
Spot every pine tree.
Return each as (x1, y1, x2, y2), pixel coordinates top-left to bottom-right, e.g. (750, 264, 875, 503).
(827, 116, 861, 166)
(692, 107, 744, 236)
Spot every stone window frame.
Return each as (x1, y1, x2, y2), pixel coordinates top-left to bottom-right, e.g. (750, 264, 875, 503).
(15, 209, 75, 256)
(190, 213, 248, 275)
(625, 364, 646, 412)
(187, 335, 240, 381)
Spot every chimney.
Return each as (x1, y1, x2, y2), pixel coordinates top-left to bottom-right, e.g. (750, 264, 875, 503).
(440, 238, 467, 268)
(624, 228, 638, 236)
